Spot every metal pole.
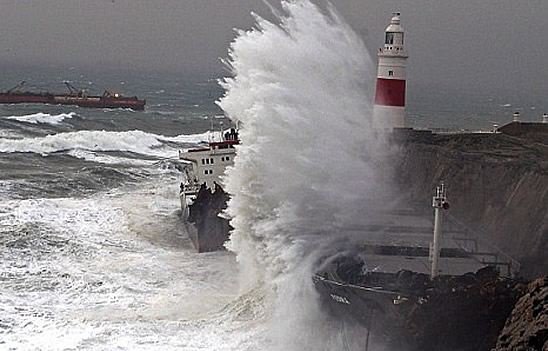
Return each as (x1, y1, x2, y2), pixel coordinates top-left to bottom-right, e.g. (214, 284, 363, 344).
(365, 310, 373, 351)
(431, 204, 442, 278)
(430, 182, 447, 279)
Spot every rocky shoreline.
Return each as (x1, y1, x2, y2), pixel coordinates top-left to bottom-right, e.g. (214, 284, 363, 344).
(386, 124, 548, 350)
(361, 267, 525, 351)
(493, 276, 547, 351)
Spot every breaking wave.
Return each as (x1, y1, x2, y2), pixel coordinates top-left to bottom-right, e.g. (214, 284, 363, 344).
(3, 112, 76, 125)
(0, 186, 248, 350)
(0, 130, 163, 155)
(0, 129, 217, 158)
(218, 1, 388, 349)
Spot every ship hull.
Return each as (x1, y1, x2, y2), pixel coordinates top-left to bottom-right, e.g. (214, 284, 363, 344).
(0, 93, 145, 110)
(313, 262, 522, 351)
(184, 184, 231, 253)
(313, 275, 402, 326)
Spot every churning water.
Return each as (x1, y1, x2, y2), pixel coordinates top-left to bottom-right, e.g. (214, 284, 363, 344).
(218, 1, 392, 349)
(1, 1, 544, 351)
(0, 61, 266, 351)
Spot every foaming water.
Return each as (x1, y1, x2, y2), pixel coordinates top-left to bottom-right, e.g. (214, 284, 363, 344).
(0, 180, 263, 350)
(218, 1, 388, 349)
(1, 2, 409, 349)
(0, 78, 268, 350)
(0, 129, 220, 155)
(3, 112, 76, 125)
(0, 130, 163, 155)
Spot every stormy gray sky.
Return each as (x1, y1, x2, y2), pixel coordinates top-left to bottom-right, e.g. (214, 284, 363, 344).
(1, 0, 546, 96)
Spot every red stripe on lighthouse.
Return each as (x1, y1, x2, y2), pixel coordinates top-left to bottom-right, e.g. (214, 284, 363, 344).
(374, 78, 406, 107)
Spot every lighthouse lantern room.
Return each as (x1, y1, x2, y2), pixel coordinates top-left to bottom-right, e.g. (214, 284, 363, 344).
(372, 13, 408, 129)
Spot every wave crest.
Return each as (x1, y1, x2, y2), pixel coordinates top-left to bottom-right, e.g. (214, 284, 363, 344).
(3, 112, 76, 125)
(218, 1, 387, 349)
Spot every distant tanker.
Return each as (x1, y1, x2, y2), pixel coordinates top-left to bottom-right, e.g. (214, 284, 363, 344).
(0, 81, 146, 110)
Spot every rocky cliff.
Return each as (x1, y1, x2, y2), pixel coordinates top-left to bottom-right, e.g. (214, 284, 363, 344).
(394, 126, 548, 279)
(492, 276, 548, 351)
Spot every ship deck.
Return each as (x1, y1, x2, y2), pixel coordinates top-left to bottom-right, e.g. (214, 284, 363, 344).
(331, 202, 517, 277)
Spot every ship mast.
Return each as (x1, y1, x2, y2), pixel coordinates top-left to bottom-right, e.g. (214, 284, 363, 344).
(430, 181, 450, 278)
(7, 81, 25, 94)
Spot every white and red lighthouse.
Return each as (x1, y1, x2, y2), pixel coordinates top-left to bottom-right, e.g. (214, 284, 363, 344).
(372, 13, 408, 129)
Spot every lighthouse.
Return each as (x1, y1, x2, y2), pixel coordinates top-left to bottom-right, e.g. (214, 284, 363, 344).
(372, 13, 408, 129)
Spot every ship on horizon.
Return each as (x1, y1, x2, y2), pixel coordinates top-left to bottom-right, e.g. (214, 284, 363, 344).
(0, 81, 146, 110)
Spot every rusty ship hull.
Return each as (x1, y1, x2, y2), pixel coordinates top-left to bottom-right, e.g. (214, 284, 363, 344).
(0, 92, 146, 110)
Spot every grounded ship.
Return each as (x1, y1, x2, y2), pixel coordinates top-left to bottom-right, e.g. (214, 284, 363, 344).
(0, 81, 146, 110)
(178, 128, 239, 252)
(314, 13, 547, 351)
(312, 121, 548, 350)
(171, 12, 545, 350)
(313, 174, 525, 351)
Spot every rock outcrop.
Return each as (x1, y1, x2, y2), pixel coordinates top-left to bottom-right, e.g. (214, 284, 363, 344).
(393, 267, 525, 351)
(492, 276, 548, 351)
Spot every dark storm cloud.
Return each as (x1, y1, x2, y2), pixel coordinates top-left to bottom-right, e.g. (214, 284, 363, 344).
(1, 0, 546, 95)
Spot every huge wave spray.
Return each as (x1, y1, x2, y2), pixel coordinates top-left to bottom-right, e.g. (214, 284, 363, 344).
(218, 1, 391, 349)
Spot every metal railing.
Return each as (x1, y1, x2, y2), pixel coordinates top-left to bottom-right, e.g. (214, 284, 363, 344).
(444, 214, 521, 277)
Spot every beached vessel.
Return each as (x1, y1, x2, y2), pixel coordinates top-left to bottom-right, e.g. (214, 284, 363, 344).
(313, 173, 524, 350)
(178, 128, 239, 252)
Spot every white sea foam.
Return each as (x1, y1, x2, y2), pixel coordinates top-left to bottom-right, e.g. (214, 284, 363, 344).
(65, 148, 156, 166)
(4, 112, 76, 125)
(0, 129, 162, 155)
(0, 129, 212, 158)
(0, 128, 23, 138)
(218, 1, 389, 349)
(0, 180, 264, 350)
(1, 1, 396, 349)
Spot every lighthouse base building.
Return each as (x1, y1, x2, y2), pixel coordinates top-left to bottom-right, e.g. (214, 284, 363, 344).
(372, 13, 408, 130)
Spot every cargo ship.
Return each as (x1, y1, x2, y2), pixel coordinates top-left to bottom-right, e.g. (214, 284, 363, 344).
(313, 178, 524, 351)
(0, 81, 146, 110)
(178, 127, 239, 252)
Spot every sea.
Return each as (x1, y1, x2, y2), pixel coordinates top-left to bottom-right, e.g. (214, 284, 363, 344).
(1, 2, 546, 351)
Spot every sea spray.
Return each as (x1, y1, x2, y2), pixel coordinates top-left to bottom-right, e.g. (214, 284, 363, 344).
(218, 1, 391, 349)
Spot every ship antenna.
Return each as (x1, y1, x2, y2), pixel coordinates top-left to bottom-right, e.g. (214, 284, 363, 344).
(7, 81, 25, 94)
(220, 121, 224, 141)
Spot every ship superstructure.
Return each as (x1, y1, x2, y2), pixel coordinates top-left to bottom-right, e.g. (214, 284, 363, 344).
(178, 128, 239, 212)
(178, 128, 239, 252)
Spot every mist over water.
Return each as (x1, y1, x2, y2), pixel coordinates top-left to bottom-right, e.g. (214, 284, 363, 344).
(219, 1, 390, 349)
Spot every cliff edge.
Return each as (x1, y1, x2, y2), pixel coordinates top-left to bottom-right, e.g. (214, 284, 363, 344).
(395, 126, 547, 278)
(492, 276, 548, 351)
